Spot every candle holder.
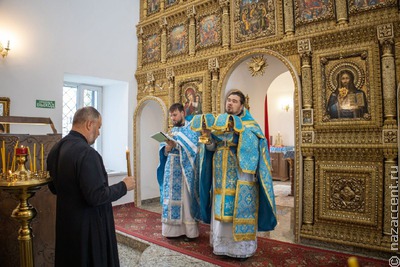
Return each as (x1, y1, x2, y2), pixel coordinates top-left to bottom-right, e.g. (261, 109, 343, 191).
(0, 152, 51, 267)
(191, 113, 215, 145)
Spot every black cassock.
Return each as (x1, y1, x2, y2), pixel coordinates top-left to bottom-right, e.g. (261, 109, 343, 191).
(47, 130, 127, 267)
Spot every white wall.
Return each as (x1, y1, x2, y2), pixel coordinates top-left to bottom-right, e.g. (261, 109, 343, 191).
(139, 101, 164, 200)
(0, 0, 139, 173)
(225, 54, 295, 146)
(267, 72, 295, 146)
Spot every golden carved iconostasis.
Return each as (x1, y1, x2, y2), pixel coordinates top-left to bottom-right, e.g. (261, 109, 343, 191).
(134, 0, 399, 253)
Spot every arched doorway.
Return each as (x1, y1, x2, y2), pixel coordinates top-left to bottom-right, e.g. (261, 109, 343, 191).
(133, 96, 168, 206)
(217, 49, 301, 242)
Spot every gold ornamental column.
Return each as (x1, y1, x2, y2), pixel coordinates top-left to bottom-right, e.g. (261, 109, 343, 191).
(160, 17, 167, 64)
(335, 0, 348, 26)
(208, 58, 220, 114)
(377, 23, 397, 125)
(166, 67, 175, 107)
(219, 0, 230, 48)
(382, 151, 398, 247)
(187, 6, 196, 57)
(302, 149, 315, 229)
(142, 0, 147, 19)
(283, 0, 294, 36)
(298, 39, 313, 109)
(137, 27, 143, 69)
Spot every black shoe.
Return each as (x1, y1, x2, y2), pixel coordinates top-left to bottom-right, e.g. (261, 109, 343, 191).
(183, 236, 196, 242)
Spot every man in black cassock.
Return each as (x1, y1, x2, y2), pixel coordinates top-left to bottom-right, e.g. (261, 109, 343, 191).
(47, 106, 135, 267)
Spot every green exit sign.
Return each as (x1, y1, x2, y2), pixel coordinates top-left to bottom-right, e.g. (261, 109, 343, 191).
(36, 100, 55, 109)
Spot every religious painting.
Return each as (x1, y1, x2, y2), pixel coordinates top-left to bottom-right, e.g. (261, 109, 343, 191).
(301, 109, 313, 125)
(147, 0, 160, 15)
(322, 55, 371, 121)
(348, 0, 394, 14)
(168, 24, 187, 57)
(0, 97, 10, 133)
(165, 0, 178, 8)
(182, 83, 202, 117)
(295, 0, 334, 25)
(196, 14, 221, 49)
(233, 0, 276, 44)
(144, 34, 161, 64)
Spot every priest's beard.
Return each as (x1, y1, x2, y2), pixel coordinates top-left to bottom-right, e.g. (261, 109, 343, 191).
(173, 119, 185, 127)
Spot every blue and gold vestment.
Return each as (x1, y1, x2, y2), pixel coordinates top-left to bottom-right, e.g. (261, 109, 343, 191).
(199, 109, 277, 241)
(157, 122, 200, 224)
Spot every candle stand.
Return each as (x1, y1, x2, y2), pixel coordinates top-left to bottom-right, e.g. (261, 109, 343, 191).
(0, 152, 51, 267)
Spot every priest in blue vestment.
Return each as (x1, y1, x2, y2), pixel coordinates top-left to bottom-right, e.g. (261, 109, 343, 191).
(157, 103, 200, 241)
(199, 90, 277, 259)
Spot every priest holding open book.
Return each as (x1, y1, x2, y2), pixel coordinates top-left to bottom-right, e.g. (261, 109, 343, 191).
(155, 103, 200, 242)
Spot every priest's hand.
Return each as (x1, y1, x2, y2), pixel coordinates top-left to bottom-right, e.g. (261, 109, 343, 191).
(123, 176, 135, 191)
(165, 140, 176, 153)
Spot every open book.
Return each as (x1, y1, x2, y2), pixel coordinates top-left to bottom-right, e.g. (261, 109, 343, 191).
(150, 132, 174, 142)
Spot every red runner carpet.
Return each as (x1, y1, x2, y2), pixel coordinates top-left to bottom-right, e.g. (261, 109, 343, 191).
(113, 203, 387, 267)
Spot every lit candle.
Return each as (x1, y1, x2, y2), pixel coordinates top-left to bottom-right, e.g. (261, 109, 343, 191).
(11, 141, 18, 172)
(41, 144, 44, 171)
(1, 148, 5, 174)
(33, 143, 36, 172)
(126, 147, 132, 176)
(2, 140, 5, 173)
(27, 146, 33, 171)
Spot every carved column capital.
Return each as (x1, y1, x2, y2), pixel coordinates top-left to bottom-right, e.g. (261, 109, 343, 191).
(208, 57, 220, 73)
(166, 67, 175, 81)
(297, 39, 312, 54)
(377, 23, 394, 43)
(187, 5, 196, 19)
(146, 72, 155, 95)
(159, 17, 167, 29)
(136, 26, 144, 38)
(166, 67, 175, 107)
(219, 0, 230, 8)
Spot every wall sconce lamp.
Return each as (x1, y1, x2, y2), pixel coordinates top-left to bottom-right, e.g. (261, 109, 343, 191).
(282, 104, 290, 112)
(0, 40, 10, 58)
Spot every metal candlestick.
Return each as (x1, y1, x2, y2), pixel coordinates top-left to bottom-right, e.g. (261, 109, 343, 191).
(0, 152, 51, 267)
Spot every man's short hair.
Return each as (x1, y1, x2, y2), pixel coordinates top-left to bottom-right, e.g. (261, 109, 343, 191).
(72, 107, 101, 125)
(169, 103, 184, 113)
(226, 90, 246, 105)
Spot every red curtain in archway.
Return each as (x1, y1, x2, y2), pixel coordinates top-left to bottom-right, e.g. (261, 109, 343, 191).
(264, 95, 270, 151)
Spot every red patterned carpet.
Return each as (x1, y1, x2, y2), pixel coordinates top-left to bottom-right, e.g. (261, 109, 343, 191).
(113, 203, 387, 267)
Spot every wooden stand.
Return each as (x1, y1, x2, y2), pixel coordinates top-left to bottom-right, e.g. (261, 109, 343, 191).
(270, 152, 289, 181)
